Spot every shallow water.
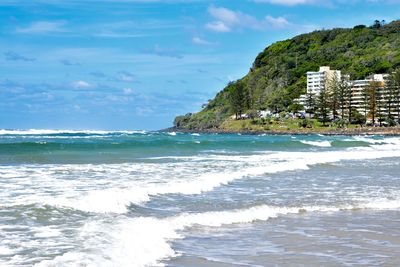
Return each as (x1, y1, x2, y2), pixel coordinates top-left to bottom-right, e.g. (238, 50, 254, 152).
(0, 130, 399, 266)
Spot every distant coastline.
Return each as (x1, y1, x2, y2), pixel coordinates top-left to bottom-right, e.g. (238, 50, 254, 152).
(166, 126, 400, 136)
(173, 20, 400, 134)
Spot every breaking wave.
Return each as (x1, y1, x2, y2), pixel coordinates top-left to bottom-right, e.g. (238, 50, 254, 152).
(36, 197, 400, 267)
(2, 140, 400, 214)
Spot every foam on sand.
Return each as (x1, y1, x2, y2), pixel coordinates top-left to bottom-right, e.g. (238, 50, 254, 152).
(36, 197, 400, 267)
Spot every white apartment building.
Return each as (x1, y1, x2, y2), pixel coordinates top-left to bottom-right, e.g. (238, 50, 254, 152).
(350, 74, 398, 120)
(307, 66, 342, 95)
(297, 66, 341, 106)
(296, 67, 400, 121)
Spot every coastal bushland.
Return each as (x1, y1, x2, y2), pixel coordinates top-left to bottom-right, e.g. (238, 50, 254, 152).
(174, 20, 400, 130)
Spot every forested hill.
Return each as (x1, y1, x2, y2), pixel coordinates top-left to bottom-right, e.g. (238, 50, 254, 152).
(173, 20, 400, 130)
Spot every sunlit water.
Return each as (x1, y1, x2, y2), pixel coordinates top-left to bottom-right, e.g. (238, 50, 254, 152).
(0, 130, 399, 266)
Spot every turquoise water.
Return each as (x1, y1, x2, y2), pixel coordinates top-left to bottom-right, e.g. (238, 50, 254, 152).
(0, 130, 400, 266)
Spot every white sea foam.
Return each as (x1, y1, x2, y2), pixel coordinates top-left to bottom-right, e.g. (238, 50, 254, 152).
(0, 246, 13, 255)
(2, 140, 400, 214)
(33, 226, 62, 238)
(300, 140, 332, 147)
(49, 188, 152, 214)
(191, 133, 200, 136)
(36, 197, 400, 267)
(0, 129, 146, 135)
(0, 135, 111, 139)
(167, 132, 177, 136)
(351, 136, 400, 145)
(42, 159, 312, 213)
(352, 136, 383, 144)
(3, 135, 400, 267)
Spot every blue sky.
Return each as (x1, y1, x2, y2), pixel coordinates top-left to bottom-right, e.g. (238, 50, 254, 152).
(0, 0, 399, 130)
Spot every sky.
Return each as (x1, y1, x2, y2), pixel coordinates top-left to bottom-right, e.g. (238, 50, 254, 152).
(0, 0, 399, 130)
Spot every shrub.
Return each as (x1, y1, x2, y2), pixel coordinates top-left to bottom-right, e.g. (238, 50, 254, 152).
(298, 118, 312, 128)
(333, 119, 349, 128)
(247, 109, 259, 120)
(387, 117, 397, 127)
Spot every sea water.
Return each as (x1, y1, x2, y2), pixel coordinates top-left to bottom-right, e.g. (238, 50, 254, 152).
(0, 130, 399, 266)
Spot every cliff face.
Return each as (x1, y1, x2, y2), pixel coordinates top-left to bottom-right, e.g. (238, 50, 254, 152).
(174, 20, 400, 130)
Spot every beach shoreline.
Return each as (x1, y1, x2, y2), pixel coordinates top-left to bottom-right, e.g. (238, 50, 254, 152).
(166, 126, 400, 136)
(2, 131, 400, 266)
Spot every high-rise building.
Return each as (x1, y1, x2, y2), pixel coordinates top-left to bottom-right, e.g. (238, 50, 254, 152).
(297, 66, 341, 107)
(296, 67, 400, 122)
(307, 66, 341, 95)
(351, 74, 391, 117)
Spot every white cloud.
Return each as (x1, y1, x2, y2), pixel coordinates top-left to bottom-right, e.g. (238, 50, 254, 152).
(117, 71, 135, 82)
(253, 0, 322, 5)
(265, 15, 290, 28)
(16, 21, 67, 34)
(122, 88, 134, 95)
(135, 106, 154, 116)
(94, 32, 146, 38)
(106, 94, 133, 103)
(192, 36, 218, 46)
(71, 80, 94, 89)
(205, 21, 231, 32)
(208, 6, 241, 25)
(142, 45, 184, 59)
(205, 6, 291, 32)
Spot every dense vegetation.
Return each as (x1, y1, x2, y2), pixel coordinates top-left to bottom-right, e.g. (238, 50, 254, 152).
(174, 20, 400, 130)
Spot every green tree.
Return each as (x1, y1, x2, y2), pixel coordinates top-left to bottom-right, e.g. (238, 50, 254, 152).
(367, 81, 380, 125)
(338, 76, 351, 120)
(288, 103, 303, 114)
(316, 86, 330, 126)
(361, 83, 370, 124)
(305, 91, 316, 118)
(385, 74, 396, 121)
(345, 80, 354, 123)
(173, 113, 192, 128)
(391, 68, 400, 123)
(229, 81, 248, 119)
(371, 20, 382, 29)
(327, 72, 340, 120)
(376, 86, 385, 126)
(351, 109, 366, 125)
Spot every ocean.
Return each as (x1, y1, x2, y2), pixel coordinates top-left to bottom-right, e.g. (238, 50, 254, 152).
(0, 130, 399, 266)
